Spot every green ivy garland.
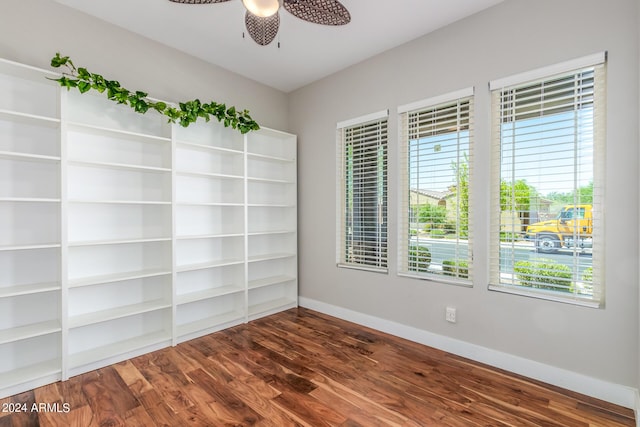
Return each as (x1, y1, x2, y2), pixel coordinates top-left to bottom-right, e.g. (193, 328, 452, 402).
(49, 53, 260, 134)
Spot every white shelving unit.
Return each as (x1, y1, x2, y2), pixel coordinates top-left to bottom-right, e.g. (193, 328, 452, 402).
(246, 128, 298, 320)
(64, 89, 173, 377)
(0, 59, 62, 398)
(0, 57, 297, 397)
(173, 123, 247, 343)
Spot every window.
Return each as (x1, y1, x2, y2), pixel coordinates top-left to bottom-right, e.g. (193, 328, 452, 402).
(489, 53, 606, 306)
(336, 111, 388, 271)
(398, 89, 474, 283)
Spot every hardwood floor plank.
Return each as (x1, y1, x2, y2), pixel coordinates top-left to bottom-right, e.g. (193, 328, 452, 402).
(224, 376, 307, 426)
(123, 406, 158, 427)
(140, 398, 188, 427)
(80, 367, 137, 427)
(309, 375, 420, 427)
(217, 332, 322, 399)
(133, 389, 163, 412)
(61, 406, 97, 427)
(575, 400, 637, 426)
(272, 389, 348, 427)
(32, 383, 72, 427)
(457, 378, 580, 426)
(187, 367, 264, 425)
(112, 360, 154, 398)
(130, 350, 196, 414)
(6, 391, 39, 427)
(56, 375, 89, 412)
(225, 327, 321, 381)
(176, 383, 228, 425)
(1, 307, 635, 426)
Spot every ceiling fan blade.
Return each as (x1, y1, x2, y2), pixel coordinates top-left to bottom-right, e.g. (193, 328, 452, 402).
(245, 11, 280, 46)
(283, 0, 350, 26)
(168, 0, 231, 4)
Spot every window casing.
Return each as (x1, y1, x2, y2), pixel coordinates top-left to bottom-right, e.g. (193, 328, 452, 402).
(489, 54, 606, 306)
(336, 111, 388, 272)
(398, 89, 474, 283)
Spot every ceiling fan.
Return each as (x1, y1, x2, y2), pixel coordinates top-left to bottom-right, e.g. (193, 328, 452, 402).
(168, 0, 351, 46)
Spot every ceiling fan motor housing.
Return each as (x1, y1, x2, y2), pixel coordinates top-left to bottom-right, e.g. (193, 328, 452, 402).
(169, 0, 351, 46)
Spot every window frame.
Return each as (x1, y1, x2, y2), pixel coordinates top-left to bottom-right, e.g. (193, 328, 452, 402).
(397, 88, 474, 285)
(336, 110, 389, 273)
(488, 53, 606, 307)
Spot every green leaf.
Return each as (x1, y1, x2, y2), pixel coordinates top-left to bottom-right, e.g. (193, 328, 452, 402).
(115, 91, 129, 103)
(135, 99, 149, 113)
(77, 68, 91, 80)
(58, 76, 78, 89)
(92, 74, 107, 92)
(50, 53, 68, 68)
(77, 81, 91, 93)
(153, 101, 167, 113)
(165, 107, 179, 120)
(92, 74, 105, 84)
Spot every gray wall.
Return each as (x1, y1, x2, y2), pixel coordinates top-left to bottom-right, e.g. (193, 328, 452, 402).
(0, 0, 289, 131)
(289, 0, 639, 388)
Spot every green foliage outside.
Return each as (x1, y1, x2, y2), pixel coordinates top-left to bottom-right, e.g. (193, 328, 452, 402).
(546, 182, 594, 205)
(579, 267, 594, 295)
(443, 260, 469, 279)
(408, 245, 431, 272)
(418, 204, 447, 228)
(500, 179, 537, 213)
(514, 259, 573, 292)
(450, 154, 469, 237)
(452, 155, 540, 239)
(500, 232, 520, 242)
(419, 154, 592, 242)
(429, 229, 446, 238)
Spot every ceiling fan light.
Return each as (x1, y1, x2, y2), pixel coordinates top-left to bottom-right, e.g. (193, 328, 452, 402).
(242, 0, 279, 17)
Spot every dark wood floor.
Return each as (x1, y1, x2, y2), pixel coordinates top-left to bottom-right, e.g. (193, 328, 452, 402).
(0, 307, 635, 426)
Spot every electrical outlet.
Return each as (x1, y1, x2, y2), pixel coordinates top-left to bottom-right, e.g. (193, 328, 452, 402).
(446, 306, 457, 323)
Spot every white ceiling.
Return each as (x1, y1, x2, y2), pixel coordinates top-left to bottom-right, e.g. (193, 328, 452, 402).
(54, 0, 503, 93)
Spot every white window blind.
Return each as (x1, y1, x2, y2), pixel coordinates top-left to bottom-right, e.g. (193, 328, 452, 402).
(336, 111, 388, 272)
(398, 89, 473, 283)
(489, 54, 606, 306)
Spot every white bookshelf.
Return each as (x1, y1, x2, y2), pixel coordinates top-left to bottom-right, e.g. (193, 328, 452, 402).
(64, 89, 173, 377)
(173, 122, 247, 343)
(0, 58, 62, 398)
(246, 128, 298, 320)
(0, 57, 297, 397)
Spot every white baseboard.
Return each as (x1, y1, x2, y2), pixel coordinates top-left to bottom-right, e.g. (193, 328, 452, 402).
(299, 297, 638, 411)
(635, 389, 640, 427)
